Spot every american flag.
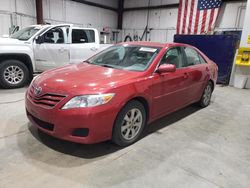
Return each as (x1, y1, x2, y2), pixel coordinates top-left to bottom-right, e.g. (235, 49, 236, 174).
(177, 0, 222, 34)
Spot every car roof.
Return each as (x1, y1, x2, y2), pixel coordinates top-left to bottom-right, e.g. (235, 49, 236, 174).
(119, 41, 193, 48)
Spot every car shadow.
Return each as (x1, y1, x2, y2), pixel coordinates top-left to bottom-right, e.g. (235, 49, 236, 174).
(28, 104, 201, 159)
(143, 105, 201, 136)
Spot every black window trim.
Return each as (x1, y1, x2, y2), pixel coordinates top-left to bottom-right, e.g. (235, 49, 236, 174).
(71, 29, 96, 43)
(155, 46, 186, 72)
(198, 53, 208, 64)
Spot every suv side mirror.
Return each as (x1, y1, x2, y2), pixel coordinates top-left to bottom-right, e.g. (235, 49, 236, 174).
(35, 36, 44, 44)
(158, 64, 176, 73)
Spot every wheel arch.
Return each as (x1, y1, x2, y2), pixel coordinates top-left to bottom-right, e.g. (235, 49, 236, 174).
(111, 95, 150, 146)
(0, 53, 34, 80)
(117, 95, 150, 124)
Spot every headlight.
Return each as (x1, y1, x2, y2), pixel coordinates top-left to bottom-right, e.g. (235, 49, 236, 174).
(62, 93, 115, 109)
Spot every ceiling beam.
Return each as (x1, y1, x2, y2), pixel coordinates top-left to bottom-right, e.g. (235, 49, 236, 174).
(117, 0, 124, 29)
(36, 0, 43, 24)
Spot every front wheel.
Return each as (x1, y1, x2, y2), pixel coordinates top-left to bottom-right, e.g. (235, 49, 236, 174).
(0, 60, 30, 89)
(198, 82, 213, 107)
(112, 100, 146, 147)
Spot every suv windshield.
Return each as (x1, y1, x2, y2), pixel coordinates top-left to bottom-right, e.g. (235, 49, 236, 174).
(11, 26, 41, 41)
(88, 45, 161, 71)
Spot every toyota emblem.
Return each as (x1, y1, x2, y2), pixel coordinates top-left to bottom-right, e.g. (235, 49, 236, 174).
(34, 87, 42, 96)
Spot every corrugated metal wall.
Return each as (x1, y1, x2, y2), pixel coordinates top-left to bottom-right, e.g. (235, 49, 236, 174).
(0, 0, 247, 42)
(0, 0, 118, 36)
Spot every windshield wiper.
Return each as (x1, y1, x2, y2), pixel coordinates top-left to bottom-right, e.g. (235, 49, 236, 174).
(84, 60, 91, 64)
(99, 64, 115, 68)
(87, 62, 115, 69)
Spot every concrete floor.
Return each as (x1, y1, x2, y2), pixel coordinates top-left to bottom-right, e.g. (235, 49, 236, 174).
(0, 86, 250, 188)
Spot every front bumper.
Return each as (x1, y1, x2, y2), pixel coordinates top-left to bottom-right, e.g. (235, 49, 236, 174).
(25, 92, 118, 144)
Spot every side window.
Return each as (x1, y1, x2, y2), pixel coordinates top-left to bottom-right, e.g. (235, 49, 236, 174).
(43, 27, 64, 44)
(72, 29, 95, 43)
(160, 47, 184, 68)
(85, 30, 95, 43)
(184, 47, 201, 66)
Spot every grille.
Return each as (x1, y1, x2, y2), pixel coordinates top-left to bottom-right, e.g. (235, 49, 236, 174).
(28, 86, 66, 108)
(27, 110, 54, 131)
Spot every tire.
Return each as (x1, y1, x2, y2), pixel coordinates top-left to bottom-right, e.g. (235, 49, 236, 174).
(198, 81, 213, 107)
(0, 59, 29, 89)
(112, 100, 146, 147)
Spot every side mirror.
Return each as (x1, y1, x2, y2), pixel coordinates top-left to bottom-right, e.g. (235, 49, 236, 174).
(157, 64, 176, 73)
(35, 36, 43, 44)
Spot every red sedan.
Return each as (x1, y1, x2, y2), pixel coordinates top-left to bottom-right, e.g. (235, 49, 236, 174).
(25, 42, 218, 146)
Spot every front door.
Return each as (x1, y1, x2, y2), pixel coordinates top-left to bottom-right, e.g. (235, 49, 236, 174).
(34, 26, 70, 72)
(152, 47, 190, 119)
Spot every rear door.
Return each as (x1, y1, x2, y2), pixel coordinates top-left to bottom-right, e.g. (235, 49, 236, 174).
(69, 28, 99, 63)
(152, 47, 190, 118)
(182, 47, 210, 102)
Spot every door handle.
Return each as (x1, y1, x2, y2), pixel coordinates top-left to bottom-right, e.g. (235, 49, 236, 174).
(184, 72, 189, 79)
(90, 47, 98, 51)
(58, 47, 66, 53)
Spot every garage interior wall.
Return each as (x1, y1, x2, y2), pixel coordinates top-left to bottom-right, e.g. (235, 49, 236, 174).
(0, 0, 247, 42)
(122, 0, 246, 42)
(0, 0, 118, 36)
(230, 0, 250, 88)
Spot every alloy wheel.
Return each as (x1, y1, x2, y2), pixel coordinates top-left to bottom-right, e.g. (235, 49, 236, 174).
(203, 84, 212, 106)
(121, 108, 143, 141)
(3, 65, 24, 85)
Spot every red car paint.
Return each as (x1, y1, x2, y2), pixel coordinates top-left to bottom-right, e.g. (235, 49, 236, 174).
(25, 42, 218, 144)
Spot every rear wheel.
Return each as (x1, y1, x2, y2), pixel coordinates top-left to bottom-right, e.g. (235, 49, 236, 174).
(0, 60, 29, 89)
(198, 81, 213, 107)
(112, 100, 146, 146)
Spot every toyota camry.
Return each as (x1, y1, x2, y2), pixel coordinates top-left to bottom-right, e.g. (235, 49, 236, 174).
(25, 42, 218, 146)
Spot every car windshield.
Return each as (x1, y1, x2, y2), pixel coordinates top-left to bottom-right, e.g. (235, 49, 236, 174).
(10, 26, 41, 40)
(88, 45, 161, 72)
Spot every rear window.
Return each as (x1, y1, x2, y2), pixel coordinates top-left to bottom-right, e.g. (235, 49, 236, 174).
(72, 29, 95, 43)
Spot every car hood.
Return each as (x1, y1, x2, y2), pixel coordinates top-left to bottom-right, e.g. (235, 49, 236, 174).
(0, 37, 26, 45)
(33, 63, 142, 95)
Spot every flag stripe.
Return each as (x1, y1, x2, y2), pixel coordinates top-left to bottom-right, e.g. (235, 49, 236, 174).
(194, 7, 200, 34)
(208, 9, 214, 32)
(205, 9, 211, 32)
(181, 0, 189, 34)
(201, 10, 207, 33)
(176, 0, 183, 34)
(197, 10, 203, 34)
(187, 0, 195, 34)
(179, 0, 186, 34)
(191, 0, 198, 34)
(185, 0, 192, 34)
